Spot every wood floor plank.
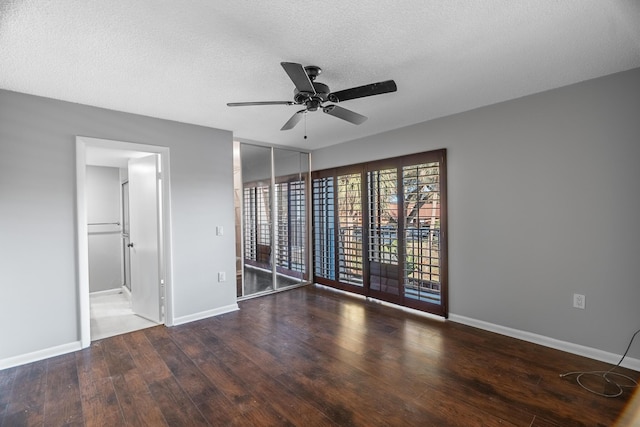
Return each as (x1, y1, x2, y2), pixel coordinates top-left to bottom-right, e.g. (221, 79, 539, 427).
(111, 371, 169, 426)
(43, 354, 84, 426)
(1, 285, 637, 426)
(144, 326, 221, 403)
(145, 375, 209, 426)
(121, 328, 172, 382)
(101, 335, 137, 377)
(209, 310, 419, 425)
(226, 317, 509, 426)
(245, 288, 636, 424)
(0, 366, 16, 426)
(427, 322, 629, 425)
(2, 361, 47, 426)
(144, 326, 240, 426)
(165, 325, 258, 407)
(75, 345, 126, 427)
(199, 323, 336, 426)
(229, 294, 520, 426)
(168, 324, 297, 426)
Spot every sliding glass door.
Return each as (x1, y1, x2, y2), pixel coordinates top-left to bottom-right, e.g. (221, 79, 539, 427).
(337, 172, 364, 287)
(367, 166, 401, 302)
(402, 160, 443, 308)
(312, 149, 447, 316)
(312, 177, 335, 282)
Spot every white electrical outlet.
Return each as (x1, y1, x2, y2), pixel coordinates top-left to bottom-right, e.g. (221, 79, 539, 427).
(216, 226, 224, 236)
(218, 272, 226, 282)
(573, 293, 585, 309)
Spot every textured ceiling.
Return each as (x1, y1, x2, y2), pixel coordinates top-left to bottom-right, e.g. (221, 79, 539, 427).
(1, 0, 639, 150)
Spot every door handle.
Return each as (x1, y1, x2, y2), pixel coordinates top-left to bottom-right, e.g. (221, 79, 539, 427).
(127, 242, 134, 248)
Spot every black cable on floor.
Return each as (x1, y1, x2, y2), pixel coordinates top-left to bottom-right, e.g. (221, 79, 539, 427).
(560, 328, 639, 398)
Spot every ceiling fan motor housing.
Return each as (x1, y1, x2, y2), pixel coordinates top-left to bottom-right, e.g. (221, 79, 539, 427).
(294, 81, 330, 110)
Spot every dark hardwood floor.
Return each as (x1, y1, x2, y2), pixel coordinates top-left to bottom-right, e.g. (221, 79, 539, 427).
(1, 284, 637, 426)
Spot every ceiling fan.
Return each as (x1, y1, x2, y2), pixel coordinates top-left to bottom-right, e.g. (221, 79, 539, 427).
(227, 62, 397, 131)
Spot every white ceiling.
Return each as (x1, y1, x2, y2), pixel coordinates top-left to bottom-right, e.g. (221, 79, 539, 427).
(1, 1, 639, 150)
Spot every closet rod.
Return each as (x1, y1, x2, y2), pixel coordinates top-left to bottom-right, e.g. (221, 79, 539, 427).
(88, 222, 120, 226)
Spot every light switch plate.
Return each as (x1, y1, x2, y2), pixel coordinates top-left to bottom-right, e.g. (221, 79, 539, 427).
(573, 293, 585, 309)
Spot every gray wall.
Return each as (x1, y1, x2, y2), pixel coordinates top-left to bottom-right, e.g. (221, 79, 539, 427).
(0, 90, 237, 362)
(87, 166, 122, 293)
(312, 68, 640, 360)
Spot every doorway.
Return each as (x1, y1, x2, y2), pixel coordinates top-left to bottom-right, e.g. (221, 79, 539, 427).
(76, 137, 173, 348)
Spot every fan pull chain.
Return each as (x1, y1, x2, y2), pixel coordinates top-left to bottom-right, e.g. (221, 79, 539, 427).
(304, 112, 308, 140)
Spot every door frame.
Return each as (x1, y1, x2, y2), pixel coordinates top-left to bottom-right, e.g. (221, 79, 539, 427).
(121, 180, 131, 291)
(76, 136, 174, 348)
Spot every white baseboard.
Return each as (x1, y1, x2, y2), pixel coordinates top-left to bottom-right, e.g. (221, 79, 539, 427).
(449, 314, 640, 371)
(89, 287, 124, 296)
(0, 341, 83, 370)
(171, 303, 240, 326)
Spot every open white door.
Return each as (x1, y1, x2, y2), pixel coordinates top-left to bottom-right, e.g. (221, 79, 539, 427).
(128, 154, 161, 323)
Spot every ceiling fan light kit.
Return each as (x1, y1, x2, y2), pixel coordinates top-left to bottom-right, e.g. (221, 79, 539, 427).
(227, 62, 397, 131)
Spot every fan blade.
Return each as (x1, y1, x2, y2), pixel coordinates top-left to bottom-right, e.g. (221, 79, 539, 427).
(328, 80, 397, 103)
(227, 101, 294, 107)
(322, 105, 367, 125)
(281, 62, 316, 94)
(281, 109, 307, 131)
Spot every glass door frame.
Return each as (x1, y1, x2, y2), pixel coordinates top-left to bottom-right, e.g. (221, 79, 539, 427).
(365, 159, 403, 305)
(311, 149, 448, 317)
(312, 164, 367, 296)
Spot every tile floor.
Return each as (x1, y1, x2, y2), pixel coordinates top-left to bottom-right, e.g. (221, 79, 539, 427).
(90, 290, 158, 341)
